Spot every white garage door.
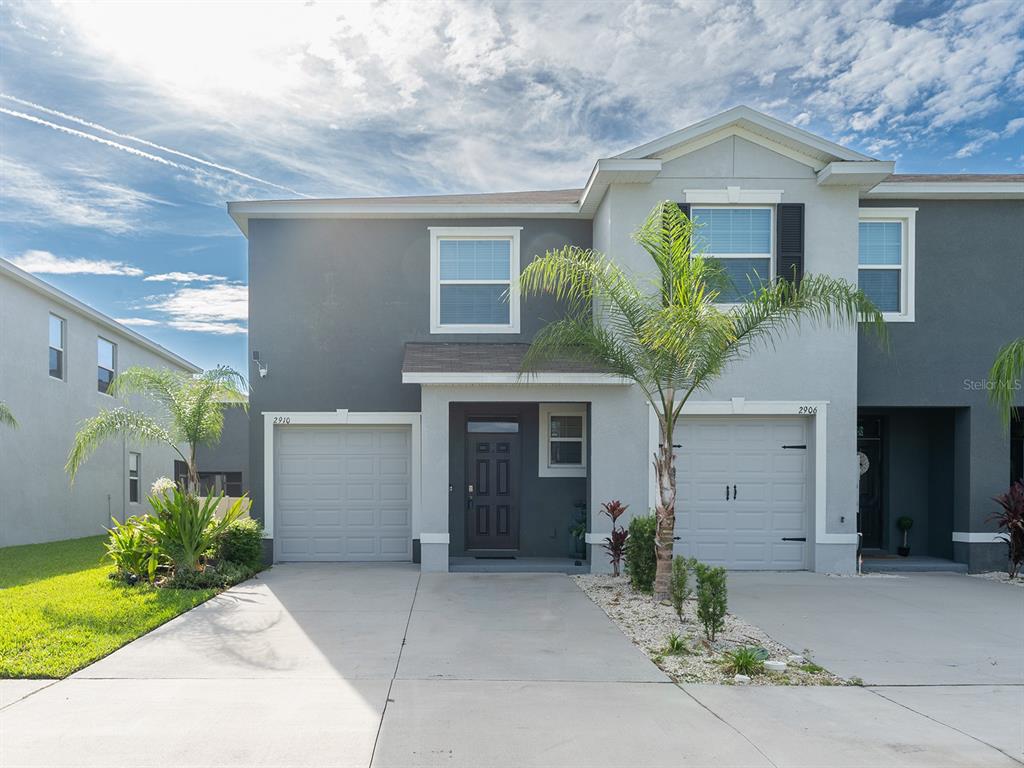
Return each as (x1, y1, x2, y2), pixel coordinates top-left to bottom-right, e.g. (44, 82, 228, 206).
(674, 417, 808, 569)
(274, 426, 412, 562)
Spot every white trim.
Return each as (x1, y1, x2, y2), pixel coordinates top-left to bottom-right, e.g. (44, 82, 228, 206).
(403, 371, 632, 385)
(584, 532, 605, 545)
(420, 532, 450, 545)
(262, 411, 422, 545)
(1, 258, 199, 373)
(651, 400, 851, 547)
(858, 208, 917, 323)
(865, 181, 1024, 199)
(952, 532, 1006, 544)
(816, 161, 894, 188)
(429, 227, 522, 334)
(684, 187, 783, 204)
(538, 403, 587, 478)
(577, 158, 663, 216)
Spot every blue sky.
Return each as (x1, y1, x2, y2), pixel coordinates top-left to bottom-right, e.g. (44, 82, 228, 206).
(1, 0, 1022, 375)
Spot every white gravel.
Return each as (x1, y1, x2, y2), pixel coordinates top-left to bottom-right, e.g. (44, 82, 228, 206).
(970, 571, 1024, 587)
(574, 575, 847, 686)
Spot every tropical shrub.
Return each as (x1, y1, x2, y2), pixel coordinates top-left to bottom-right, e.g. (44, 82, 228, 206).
(105, 516, 162, 583)
(624, 513, 657, 593)
(600, 500, 630, 576)
(720, 646, 768, 676)
(217, 517, 264, 569)
(143, 489, 250, 576)
(164, 560, 256, 590)
(989, 481, 1024, 579)
(670, 556, 693, 620)
(694, 562, 728, 641)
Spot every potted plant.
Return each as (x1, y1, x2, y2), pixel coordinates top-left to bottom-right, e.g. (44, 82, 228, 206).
(600, 500, 629, 576)
(896, 516, 913, 557)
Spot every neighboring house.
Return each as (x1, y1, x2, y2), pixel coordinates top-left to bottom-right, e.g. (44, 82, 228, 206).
(228, 106, 1024, 574)
(0, 258, 200, 547)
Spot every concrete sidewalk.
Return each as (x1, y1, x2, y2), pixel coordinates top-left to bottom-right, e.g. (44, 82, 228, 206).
(2, 567, 1021, 767)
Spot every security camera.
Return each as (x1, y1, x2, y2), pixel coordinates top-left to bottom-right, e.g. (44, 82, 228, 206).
(252, 350, 269, 379)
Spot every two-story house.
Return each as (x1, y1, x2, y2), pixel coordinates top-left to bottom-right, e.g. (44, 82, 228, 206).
(0, 258, 200, 547)
(228, 107, 1023, 574)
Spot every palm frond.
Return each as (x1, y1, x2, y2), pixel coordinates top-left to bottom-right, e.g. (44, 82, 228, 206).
(0, 401, 17, 429)
(990, 338, 1024, 429)
(66, 408, 182, 482)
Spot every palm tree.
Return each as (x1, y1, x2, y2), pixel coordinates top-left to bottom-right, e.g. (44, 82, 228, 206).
(66, 366, 247, 492)
(520, 201, 886, 598)
(990, 338, 1024, 430)
(0, 401, 16, 428)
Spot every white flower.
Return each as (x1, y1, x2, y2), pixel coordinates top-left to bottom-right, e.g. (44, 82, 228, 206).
(150, 476, 177, 496)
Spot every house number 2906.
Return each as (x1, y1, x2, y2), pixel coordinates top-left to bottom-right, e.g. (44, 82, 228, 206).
(798, 406, 817, 415)
(273, 416, 291, 424)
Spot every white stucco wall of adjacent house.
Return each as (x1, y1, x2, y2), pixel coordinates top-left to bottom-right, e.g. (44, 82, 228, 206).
(0, 265, 198, 547)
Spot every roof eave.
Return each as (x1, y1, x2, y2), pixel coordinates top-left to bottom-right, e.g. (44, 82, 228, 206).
(863, 181, 1024, 199)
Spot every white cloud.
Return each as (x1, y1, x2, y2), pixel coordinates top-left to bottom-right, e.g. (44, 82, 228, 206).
(9, 249, 143, 276)
(147, 284, 248, 335)
(143, 272, 226, 283)
(1003, 117, 1024, 137)
(955, 130, 1000, 158)
(114, 317, 161, 327)
(0, 157, 164, 234)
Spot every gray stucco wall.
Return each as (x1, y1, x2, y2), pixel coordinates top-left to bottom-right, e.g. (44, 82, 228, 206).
(247, 218, 592, 526)
(195, 406, 250, 492)
(859, 199, 1024, 570)
(0, 273, 192, 547)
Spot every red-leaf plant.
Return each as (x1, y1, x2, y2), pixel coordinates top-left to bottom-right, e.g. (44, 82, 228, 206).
(989, 481, 1024, 579)
(601, 500, 630, 577)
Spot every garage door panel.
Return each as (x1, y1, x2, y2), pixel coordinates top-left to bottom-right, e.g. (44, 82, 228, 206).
(274, 425, 413, 562)
(674, 416, 808, 570)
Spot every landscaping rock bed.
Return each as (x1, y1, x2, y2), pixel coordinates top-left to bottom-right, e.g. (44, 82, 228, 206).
(574, 574, 847, 686)
(970, 571, 1024, 587)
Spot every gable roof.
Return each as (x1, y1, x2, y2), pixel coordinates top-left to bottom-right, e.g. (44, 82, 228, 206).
(0, 257, 200, 373)
(613, 105, 874, 165)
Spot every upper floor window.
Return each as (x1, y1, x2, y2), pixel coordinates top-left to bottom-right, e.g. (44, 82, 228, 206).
(49, 314, 65, 380)
(858, 208, 916, 322)
(97, 337, 117, 394)
(429, 227, 521, 333)
(538, 403, 587, 478)
(691, 207, 773, 303)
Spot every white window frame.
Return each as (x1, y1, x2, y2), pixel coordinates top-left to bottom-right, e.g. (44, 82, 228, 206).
(97, 336, 117, 395)
(429, 226, 522, 334)
(49, 313, 66, 381)
(128, 451, 141, 504)
(690, 205, 775, 305)
(538, 403, 587, 478)
(858, 208, 916, 322)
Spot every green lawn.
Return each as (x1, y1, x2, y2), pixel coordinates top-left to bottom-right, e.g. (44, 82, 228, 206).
(0, 536, 216, 678)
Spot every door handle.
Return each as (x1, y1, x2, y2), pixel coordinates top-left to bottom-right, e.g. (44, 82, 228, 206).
(781, 537, 806, 542)
(725, 485, 730, 500)
(733, 484, 737, 500)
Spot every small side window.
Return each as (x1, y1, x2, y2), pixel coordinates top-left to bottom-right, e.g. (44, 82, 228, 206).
(97, 338, 117, 394)
(49, 314, 65, 380)
(538, 404, 587, 478)
(128, 452, 141, 503)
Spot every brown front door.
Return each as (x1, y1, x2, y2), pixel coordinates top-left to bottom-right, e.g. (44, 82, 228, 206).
(466, 428, 520, 551)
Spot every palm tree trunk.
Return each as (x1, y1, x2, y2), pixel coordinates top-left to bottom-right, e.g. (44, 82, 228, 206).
(652, 415, 676, 599)
(187, 443, 199, 495)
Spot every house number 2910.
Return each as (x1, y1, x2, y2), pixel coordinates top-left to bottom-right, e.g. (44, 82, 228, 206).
(798, 406, 817, 415)
(273, 416, 291, 424)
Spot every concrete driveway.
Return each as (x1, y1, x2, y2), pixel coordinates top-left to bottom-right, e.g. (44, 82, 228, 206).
(2, 567, 1021, 767)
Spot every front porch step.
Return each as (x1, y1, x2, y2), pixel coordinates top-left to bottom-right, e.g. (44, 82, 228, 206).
(861, 555, 968, 574)
(449, 557, 590, 574)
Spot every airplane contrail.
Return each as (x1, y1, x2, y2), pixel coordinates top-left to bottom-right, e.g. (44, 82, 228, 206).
(1, 94, 309, 197)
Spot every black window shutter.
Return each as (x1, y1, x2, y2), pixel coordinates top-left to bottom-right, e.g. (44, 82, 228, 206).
(776, 203, 804, 284)
(677, 202, 690, 219)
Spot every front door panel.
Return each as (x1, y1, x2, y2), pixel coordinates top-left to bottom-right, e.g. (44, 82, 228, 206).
(466, 434, 520, 550)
